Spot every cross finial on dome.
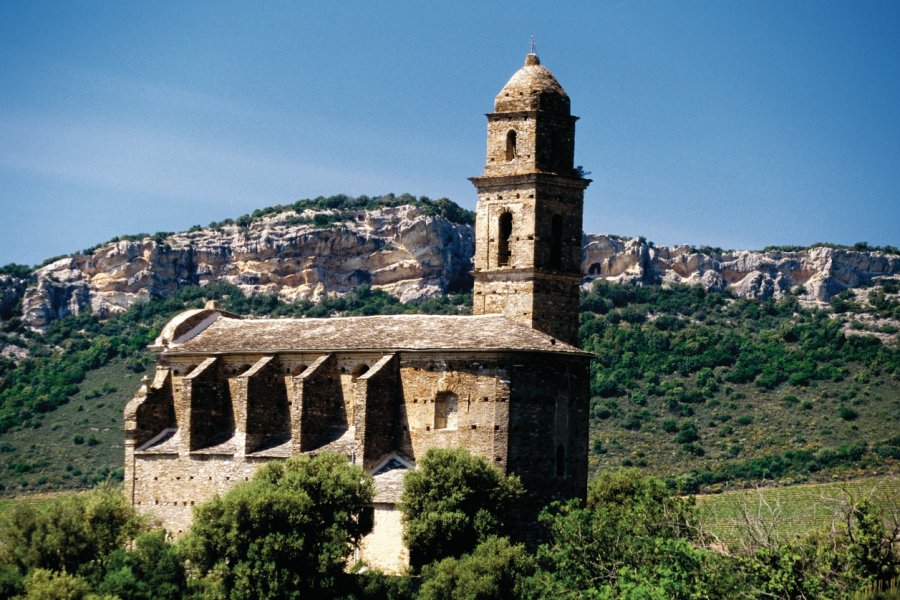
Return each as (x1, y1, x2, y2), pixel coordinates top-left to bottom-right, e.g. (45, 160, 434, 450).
(525, 35, 540, 66)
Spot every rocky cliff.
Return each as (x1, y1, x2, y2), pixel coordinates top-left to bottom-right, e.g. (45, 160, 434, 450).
(581, 235, 900, 302)
(4, 205, 899, 330)
(15, 204, 473, 329)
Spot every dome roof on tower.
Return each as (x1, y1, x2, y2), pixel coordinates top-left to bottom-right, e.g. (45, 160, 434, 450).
(494, 53, 570, 114)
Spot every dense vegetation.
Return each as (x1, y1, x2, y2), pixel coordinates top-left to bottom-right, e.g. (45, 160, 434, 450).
(1, 275, 898, 495)
(581, 281, 900, 490)
(2, 459, 897, 599)
(0, 264, 31, 279)
(762, 241, 900, 256)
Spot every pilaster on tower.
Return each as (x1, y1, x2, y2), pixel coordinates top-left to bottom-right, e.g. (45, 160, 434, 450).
(470, 52, 590, 347)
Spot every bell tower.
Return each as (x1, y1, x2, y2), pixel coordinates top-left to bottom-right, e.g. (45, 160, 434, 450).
(470, 51, 590, 346)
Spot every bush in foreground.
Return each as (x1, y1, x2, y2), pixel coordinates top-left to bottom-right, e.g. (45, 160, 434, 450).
(401, 447, 524, 569)
(184, 452, 373, 599)
(418, 536, 535, 600)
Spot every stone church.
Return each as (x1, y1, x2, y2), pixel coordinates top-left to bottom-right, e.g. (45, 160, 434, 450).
(124, 50, 591, 571)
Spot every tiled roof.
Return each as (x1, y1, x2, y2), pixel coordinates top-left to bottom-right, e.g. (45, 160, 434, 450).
(163, 313, 587, 355)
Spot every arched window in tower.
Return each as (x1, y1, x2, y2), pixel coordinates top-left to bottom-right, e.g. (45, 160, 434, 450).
(505, 130, 517, 161)
(550, 214, 563, 268)
(434, 392, 458, 430)
(497, 212, 513, 267)
(556, 444, 566, 478)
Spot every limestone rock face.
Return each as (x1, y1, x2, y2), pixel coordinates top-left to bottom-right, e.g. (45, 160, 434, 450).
(582, 234, 900, 302)
(18, 205, 474, 329)
(11, 212, 900, 329)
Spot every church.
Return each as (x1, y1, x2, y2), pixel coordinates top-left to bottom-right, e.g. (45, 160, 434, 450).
(124, 50, 592, 571)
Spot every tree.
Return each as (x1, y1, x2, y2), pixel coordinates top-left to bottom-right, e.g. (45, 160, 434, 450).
(400, 448, 524, 568)
(184, 452, 373, 599)
(0, 484, 143, 583)
(418, 536, 536, 600)
(0, 562, 24, 599)
(20, 569, 92, 600)
(95, 531, 186, 600)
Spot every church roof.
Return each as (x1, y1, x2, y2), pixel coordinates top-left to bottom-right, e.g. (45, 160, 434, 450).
(494, 52, 570, 113)
(158, 312, 587, 355)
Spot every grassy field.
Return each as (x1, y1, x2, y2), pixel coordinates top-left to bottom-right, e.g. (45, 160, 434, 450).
(695, 475, 899, 547)
(0, 490, 67, 518)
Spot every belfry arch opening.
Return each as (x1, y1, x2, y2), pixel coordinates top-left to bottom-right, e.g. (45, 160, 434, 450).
(497, 212, 513, 267)
(505, 130, 517, 161)
(550, 214, 563, 268)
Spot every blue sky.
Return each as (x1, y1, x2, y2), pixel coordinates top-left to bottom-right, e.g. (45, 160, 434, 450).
(1, 1, 898, 266)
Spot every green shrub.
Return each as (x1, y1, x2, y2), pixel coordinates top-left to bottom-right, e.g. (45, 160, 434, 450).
(96, 531, 185, 600)
(840, 405, 860, 421)
(675, 422, 700, 444)
(185, 453, 373, 599)
(0, 485, 143, 581)
(533, 470, 728, 598)
(418, 536, 535, 600)
(782, 394, 801, 406)
(401, 448, 523, 569)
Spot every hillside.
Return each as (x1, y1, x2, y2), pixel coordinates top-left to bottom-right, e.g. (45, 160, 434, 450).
(580, 281, 899, 491)
(0, 195, 898, 496)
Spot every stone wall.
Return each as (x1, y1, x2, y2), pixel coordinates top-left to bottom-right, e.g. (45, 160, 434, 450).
(472, 185, 536, 271)
(130, 455, 266, 534)
(484, 113, 539, 177)
(355, 354, 400, 470)
(507, 354, 590, 504)
(357, 504, 409, 573)
(125, 347, 589, 569)
(182, 358, 233, 451)
(483, 112, 577, 177)
(244, 356, 290, 453)
(470, 176, 587, 346)
(398, 355, 511, 470)
(504, 353, 590, 546)
(294, 354, 344, 452)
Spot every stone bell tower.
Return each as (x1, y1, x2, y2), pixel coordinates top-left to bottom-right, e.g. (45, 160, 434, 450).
(470, 51, 590, 346)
